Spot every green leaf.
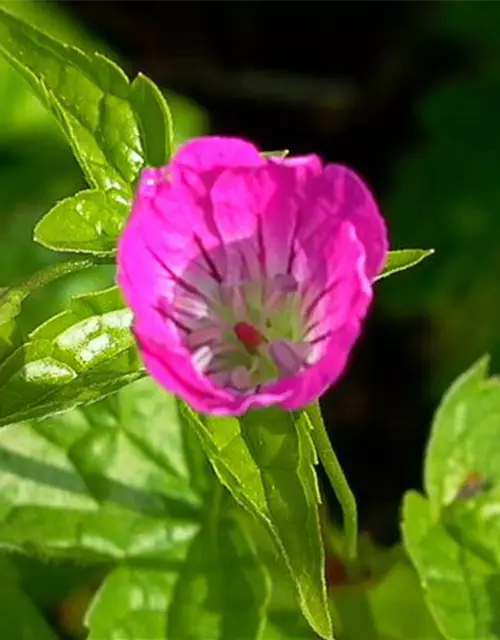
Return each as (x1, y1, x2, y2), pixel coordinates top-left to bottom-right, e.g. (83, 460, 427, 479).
(262, 150, 290, 159)
(0, 259, 96, 365)
(264, 612, 316, 639)
(0, 286, 23, 326)
(34, 189, 129, 256)
(402, 359, 500, 638)
(129, 73, 174, 168)
(329, 538, 443, 640)
(181, 405, 333, 640)
(424, 355, 491, 509)
(0, 288, 23, 362)
(0, 8, 173, 193)
(0, 285, 143, 427)
(87, 513, 270, 640)
(86, 565, 180, 640)
(0, 378, 199, 560)
(87, 511, 269, 640)
(0, 554, 59, 640)
(442, 491, 500, 569)
(332, 559, 444, 640)
(0, 378, 270, 639)
(402, 491, 500, 640)
(367, 558, 443, 639)
(423, 354, 500, 568)
(244, 510, 317, 639)
(375, 249, 435, 281)
(166, 512, 269, 640)
(12, 554, 102, 611)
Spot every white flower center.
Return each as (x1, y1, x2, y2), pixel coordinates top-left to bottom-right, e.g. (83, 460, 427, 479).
(156, 231, 334, 395)
(165, 269, 326, 393)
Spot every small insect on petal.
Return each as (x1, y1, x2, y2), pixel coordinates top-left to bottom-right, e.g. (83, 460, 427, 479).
(454, 472, 492, 501)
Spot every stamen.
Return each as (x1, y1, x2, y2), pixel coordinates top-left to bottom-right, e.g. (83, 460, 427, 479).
(186, 325, 221, 350)
(268, 340, 306, 376)
(192, 345, 215, 373)
(230, 366, 253, 391)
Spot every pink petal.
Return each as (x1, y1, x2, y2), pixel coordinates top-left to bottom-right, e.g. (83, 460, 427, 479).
(301, 221, 371, 338)
(209, 163, 300, 283)
(129, 167, 225, 310)
(171, 136, 263, 174)
(117, 204, 181, 352)
(268, 322, 363, 410)
(280, 157, 387, 282)
(259, 222, 372, 410)
(323, 164, 388, 280)
(135, 328, 293, 416)
(279, 154, 323, 188)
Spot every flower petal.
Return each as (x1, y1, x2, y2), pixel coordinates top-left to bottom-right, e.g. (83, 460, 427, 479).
(279, 154, 323, 188)
(117, 202, 182, 351)
(301, 221, 371, 339)
(210, 163, 300, 283)
(272, 322, 363, 410)
(117, 136, 388, 416)
(135, 328, 293, 416)
(259, 222, 372, 410)
(171, 136, 263, 174)
(135, 329, 233, 409)
(323, 164, 388, 280)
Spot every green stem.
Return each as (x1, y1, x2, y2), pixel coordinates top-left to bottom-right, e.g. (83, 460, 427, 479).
(307, 402, 358, 561)
(17, 259, 97, 297)
(0, 257, 112, 308)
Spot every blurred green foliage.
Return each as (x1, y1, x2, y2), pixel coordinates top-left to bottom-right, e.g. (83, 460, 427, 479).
(0, 1, 208, 635)
(381, 2, 500, 394)
(0, 0, 208, 336)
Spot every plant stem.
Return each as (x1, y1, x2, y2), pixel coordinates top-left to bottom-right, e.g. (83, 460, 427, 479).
(17, 258, 97, 296)
(0, 257, 113, 310)
(307, 402, 358, 561)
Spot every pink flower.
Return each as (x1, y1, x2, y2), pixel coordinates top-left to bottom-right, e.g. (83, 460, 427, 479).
(117, 137, 388, 416)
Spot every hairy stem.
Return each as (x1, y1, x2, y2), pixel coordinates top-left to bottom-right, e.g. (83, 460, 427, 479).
(0, 257, 112, 308)
(307, 401, 358, 560)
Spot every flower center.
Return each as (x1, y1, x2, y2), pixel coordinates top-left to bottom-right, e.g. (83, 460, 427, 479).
(168, 264, 327, 394)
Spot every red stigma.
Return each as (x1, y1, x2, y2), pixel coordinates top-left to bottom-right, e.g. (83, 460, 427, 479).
(234, 322, 266, 354)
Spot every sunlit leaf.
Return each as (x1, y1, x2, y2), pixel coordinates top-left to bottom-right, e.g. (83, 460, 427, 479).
(424, 355, 490, 509)
(376, 249, 434, 281)
(181, 405, 332, 640)
(34, 189, 129, 256)
(129, 73, 173, 168)
(402, 491, 500, 640)
(262, 150, 290, 159)
(0, 378, 199, 559)
(166, 512, 269, 640)
(0, 377, 270, 639)
(0, 8, 173, 193)
(0, 285, 143, 427)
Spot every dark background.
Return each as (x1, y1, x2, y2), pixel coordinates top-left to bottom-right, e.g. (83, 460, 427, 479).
(1, 0, 500, 597)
